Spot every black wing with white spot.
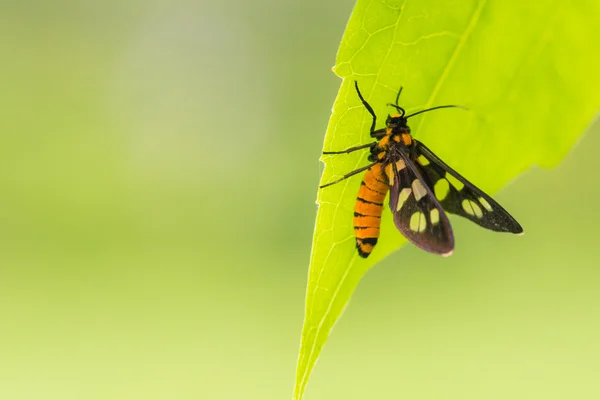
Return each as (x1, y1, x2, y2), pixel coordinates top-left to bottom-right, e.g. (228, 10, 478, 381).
(414, 140, 523, 234)
(387, 153, 455, 256)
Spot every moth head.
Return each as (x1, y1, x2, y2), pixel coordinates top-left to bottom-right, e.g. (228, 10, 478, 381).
(386, 114, 408, 129)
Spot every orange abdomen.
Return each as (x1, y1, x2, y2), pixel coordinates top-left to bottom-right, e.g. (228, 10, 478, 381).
(354, 163, 389, 257)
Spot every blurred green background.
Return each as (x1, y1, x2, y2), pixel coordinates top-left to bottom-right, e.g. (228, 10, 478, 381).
(1, 1, 599, 399)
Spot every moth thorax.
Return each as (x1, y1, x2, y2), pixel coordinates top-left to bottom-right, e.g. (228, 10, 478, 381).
(401, 133, 412, 146)
(378, 134, 391, 149)
(392, 132, 413, 146)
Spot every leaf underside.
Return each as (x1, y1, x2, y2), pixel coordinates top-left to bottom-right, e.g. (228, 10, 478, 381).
(294, 0, 600, 398)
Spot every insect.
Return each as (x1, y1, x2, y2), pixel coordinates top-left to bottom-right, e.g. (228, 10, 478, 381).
(320, 81, 523, 257)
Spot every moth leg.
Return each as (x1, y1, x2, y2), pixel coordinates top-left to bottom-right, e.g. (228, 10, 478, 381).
(320, 160, 380, 189)
(323, 142, 375, 155)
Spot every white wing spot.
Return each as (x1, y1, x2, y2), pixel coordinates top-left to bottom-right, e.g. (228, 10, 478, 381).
(417, 155, 429, 166)
(396, 188, 412, 211)
(462, 199, 483, 218)
(434, 179, 450, 201)
(395, 160, 406, 171)
(409, 211, 427, 232)
(412, 179, 427, 201)
(478, 197, 493, 212)
(430, 208, 440, 225)
(446, 174, 464, 190)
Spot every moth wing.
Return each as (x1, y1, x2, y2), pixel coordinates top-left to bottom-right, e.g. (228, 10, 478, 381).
(386, 153, 454, 256)
(414, 141, 523, 234)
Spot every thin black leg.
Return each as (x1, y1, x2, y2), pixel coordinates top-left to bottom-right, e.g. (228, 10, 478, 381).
(323, 142, 374, 155)
(319, 161, 379, 189)
(370, 128, 387, 139)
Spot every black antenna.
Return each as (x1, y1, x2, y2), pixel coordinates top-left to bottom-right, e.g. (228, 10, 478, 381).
(394, 86, 403, 105)
(405, 105, 467, 119)
(387, 86, 405, 116)
(387, 103, 406, 116)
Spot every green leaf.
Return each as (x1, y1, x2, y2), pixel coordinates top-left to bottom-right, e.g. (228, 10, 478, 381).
(294, 0, 600, 398)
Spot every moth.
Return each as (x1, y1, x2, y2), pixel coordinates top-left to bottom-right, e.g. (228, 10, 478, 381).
(320, 81, 523, 257)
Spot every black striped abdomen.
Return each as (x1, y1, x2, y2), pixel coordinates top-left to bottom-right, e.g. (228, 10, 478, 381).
(354, 163, 389, 257)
